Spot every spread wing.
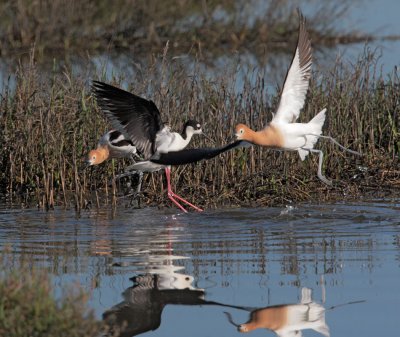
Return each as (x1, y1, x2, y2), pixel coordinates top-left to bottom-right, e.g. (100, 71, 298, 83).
(92, 80, 163, 159)
(272, 12, 312, 124)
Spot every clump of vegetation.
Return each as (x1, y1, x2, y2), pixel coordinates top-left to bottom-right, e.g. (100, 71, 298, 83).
(0, 0, 377, 59)
(0, 1, 398, 210)
(0, 253, 101, 337)
(0, 46, 399, 210)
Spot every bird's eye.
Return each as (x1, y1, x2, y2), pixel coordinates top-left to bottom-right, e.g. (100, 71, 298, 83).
(240, 129, 244, 134)
(92, 156, 96, 160)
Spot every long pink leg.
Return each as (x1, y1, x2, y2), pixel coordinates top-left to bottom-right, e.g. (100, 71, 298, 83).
(165, 167, 187, 212)
(165, 167, 203, 212)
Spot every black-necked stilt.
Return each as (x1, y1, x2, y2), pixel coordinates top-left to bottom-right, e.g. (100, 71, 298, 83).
(91, 81, 206, 158)
(90, 81, 211, 211)
(124, 140, 246, 212)
(234, 12, 360, 186)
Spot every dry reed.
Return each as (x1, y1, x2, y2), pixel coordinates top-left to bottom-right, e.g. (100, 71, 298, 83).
(0, 0, 375, 59)
(0, 47, 399, 210)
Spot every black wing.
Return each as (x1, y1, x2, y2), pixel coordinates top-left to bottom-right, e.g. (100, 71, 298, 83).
(92, 81, 164, 159)
(151, 141, 248, 166)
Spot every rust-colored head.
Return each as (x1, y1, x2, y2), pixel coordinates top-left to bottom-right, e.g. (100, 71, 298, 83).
(235, 123, 255, 142)
(87, 147, 109, 166)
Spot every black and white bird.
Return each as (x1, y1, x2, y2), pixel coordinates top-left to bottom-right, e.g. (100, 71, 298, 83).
(87, 81, 208, 211)
(123, 140, 247, 212)
(91, 81, 205, 159)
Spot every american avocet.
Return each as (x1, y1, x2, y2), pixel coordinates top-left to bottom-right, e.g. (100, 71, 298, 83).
(234, 13, 360, 185)
(90, 81, 209, 212)
(124, 140, 246, 212)
(87, 129, 138, 166)
(226, 287, 330, 337)
(87, 129, 145, 195)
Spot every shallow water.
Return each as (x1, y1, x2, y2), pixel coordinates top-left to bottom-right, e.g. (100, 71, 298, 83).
(1, 201, 400, 336)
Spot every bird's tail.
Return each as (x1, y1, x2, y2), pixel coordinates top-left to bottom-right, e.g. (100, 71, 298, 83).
(308, 302, 330, 337)
(309, 108, 326, 129)
(298, 108, 327, 160)
(312, 320, 330, 337)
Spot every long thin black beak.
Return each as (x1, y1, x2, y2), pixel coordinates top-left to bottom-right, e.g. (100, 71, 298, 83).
(223, 312, 240, 328)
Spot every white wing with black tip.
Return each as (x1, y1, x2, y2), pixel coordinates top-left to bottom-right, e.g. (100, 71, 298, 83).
(272, 13, 313, 124)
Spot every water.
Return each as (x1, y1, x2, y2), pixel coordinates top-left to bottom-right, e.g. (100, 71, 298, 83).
(1, 201, 400, 336)
(1, 0, 400, 94)
(331, 0, 400, 75)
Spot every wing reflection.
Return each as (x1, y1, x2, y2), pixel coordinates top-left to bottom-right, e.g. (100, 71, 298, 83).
(103, 273, 205, 337)
(233, 287, 329, 337)
(103, 270, 255, 337)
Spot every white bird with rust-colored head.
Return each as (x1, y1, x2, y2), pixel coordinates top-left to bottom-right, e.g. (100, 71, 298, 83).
(237, 288, 329, 337)
(87, 129, 138, 166)
(235, 12, 360, 185)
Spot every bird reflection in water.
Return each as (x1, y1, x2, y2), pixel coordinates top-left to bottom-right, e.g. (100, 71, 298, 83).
(103, 220, 206, 336)
(225, 287, 329, 337)
(103, 272, 205, 337)
(103, 270, 256, 337)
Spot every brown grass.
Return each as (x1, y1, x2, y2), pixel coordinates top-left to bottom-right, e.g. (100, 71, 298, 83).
(0, 0, 377, 60)
(0, 46, 399, 211)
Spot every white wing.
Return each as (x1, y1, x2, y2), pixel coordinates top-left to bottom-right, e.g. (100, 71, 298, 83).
(154, 126, 174, 153)
(272, 13, 312, 124)
(300, 287, 312, 304)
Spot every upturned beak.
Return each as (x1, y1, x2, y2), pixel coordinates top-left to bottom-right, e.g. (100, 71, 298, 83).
(226, 134, 238, 143)
(86, 158, 94, 166)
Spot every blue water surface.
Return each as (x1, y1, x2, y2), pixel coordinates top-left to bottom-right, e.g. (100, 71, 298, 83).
(1, 200, 399, 336)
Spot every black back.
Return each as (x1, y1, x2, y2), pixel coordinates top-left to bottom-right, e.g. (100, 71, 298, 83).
(151, 141, 247, 166)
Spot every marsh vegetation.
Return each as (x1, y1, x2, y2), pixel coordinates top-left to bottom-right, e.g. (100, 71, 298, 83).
(1, 49, 399, 210)
(0, 251, 101, 337)
(0, 0, 399, 210)
(0, 0, 376, 58)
